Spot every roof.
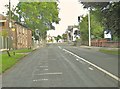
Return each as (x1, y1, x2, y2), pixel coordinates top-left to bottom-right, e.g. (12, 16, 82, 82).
(0, 14, 6, 20)
(14, 22, 31, 30)
(0, 20, 6, 22)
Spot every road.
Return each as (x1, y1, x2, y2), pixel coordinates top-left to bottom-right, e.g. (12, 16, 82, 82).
(2, 43, 119, 87)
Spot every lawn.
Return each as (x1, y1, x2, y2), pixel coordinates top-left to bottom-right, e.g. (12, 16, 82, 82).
(99, 49, 119, 55)
(0, 48, 33, 74)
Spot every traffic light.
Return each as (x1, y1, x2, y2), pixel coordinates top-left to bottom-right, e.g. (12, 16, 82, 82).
(78, 16, 80, 22)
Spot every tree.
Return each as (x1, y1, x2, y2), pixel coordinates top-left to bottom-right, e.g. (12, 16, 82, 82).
(62, 33, 67, 41)
(79, 16, 88, 41)
(54, 35, 62, 42)
(79, 9, 104, 42)
(6, 2, 60, 40)
(80, 2, 120, 40)
(90, 9, 104, 39)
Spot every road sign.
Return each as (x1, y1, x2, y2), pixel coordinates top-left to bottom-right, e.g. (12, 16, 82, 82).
(104, 30, 112, 39)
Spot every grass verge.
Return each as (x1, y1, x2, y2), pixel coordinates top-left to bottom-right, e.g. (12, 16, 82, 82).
(12, 48, 33, 53)
(0, 48, 33, 74)
(0, 53, 26, 74)
(99, 49, 119, 55)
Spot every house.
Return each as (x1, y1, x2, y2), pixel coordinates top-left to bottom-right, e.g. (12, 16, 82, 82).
(66, 25, 80, 42)
(14, 22, 32, 49)
(0, 14, 9, 50)
(0, 14, 32, 50)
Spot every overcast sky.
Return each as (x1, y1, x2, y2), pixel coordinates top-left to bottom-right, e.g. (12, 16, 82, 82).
(0, 0, 88, 36)
(50, 0, 88, 36)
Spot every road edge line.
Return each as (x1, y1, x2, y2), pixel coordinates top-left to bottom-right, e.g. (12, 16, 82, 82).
(60, 47, 120, 82)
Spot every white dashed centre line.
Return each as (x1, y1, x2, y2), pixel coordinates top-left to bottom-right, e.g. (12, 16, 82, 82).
(39, 66, 48, 68)
(34, 72, 63, 75)
(58, 46, 62, 49)
(89, 67, 94, 70)
(33, 79, 48, 82)
(76, 59, 79, 61)
(44, 69, 48, 71)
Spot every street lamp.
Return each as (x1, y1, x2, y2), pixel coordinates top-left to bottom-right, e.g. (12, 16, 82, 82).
(88, 8, 91, 46)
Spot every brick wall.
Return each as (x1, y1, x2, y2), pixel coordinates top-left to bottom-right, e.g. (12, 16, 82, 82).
(91, 39, 119, 47)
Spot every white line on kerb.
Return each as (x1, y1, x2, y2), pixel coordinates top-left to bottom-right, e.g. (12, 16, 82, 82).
(58, 46, 120, 82)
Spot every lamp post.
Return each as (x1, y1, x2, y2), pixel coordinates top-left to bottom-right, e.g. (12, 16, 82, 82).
(88, 8, 91, 46)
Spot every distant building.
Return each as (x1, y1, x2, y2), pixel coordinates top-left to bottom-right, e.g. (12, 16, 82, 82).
(46, 34, 57, 43)
(66, 25, 80, 42)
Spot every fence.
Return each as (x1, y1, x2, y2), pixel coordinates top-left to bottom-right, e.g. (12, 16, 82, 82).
(0, 36, 9, 50)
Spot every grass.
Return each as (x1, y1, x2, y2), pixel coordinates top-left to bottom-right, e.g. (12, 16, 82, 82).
(0, 48, 33, 74)
(12, 48, 33, 53)
(0, 53, 26, 74)
(99, 49, 120, 55)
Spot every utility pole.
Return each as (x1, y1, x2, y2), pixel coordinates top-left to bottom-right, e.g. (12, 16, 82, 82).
(6, 0, 11, 57)
(8, 0, 12, 50)
(88, 10, 91, 46)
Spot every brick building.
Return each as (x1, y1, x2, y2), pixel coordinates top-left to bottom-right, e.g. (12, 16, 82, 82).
(0, 14, 32, 50)
(0, 14, 9, 50)
(14, 22, 32, 49)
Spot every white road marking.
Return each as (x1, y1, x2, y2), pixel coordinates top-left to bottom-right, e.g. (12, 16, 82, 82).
(44, 69, 48, 71)
(79, 60, 86, 64)
(76, 59, 79, 61)
(89, 67, 94, 70)
(39, 66, 48, 68)
(58, 46, 62, 49)
(34, 72, 62, 75)
(76, 59, 85, 64)
(49, 59, 56, 60)
(61, 48, 120, 82)
(33, 79, 48, 82)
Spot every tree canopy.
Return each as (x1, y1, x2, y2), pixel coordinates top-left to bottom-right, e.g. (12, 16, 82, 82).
(81, 2, 120, 40)
(6, 2, 60, 39)
(79, 9, 104, 41)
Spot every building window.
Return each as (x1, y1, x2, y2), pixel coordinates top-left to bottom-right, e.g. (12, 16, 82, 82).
(0, 22, 4, 27)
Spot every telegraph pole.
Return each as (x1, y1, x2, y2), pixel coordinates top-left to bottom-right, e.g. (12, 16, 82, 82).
(8, 0, 11, 50)
(6, 0, 11, 57)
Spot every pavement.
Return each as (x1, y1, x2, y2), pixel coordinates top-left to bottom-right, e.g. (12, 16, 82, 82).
(80, 45, 119, 51)
(1, 43, 119, 87)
